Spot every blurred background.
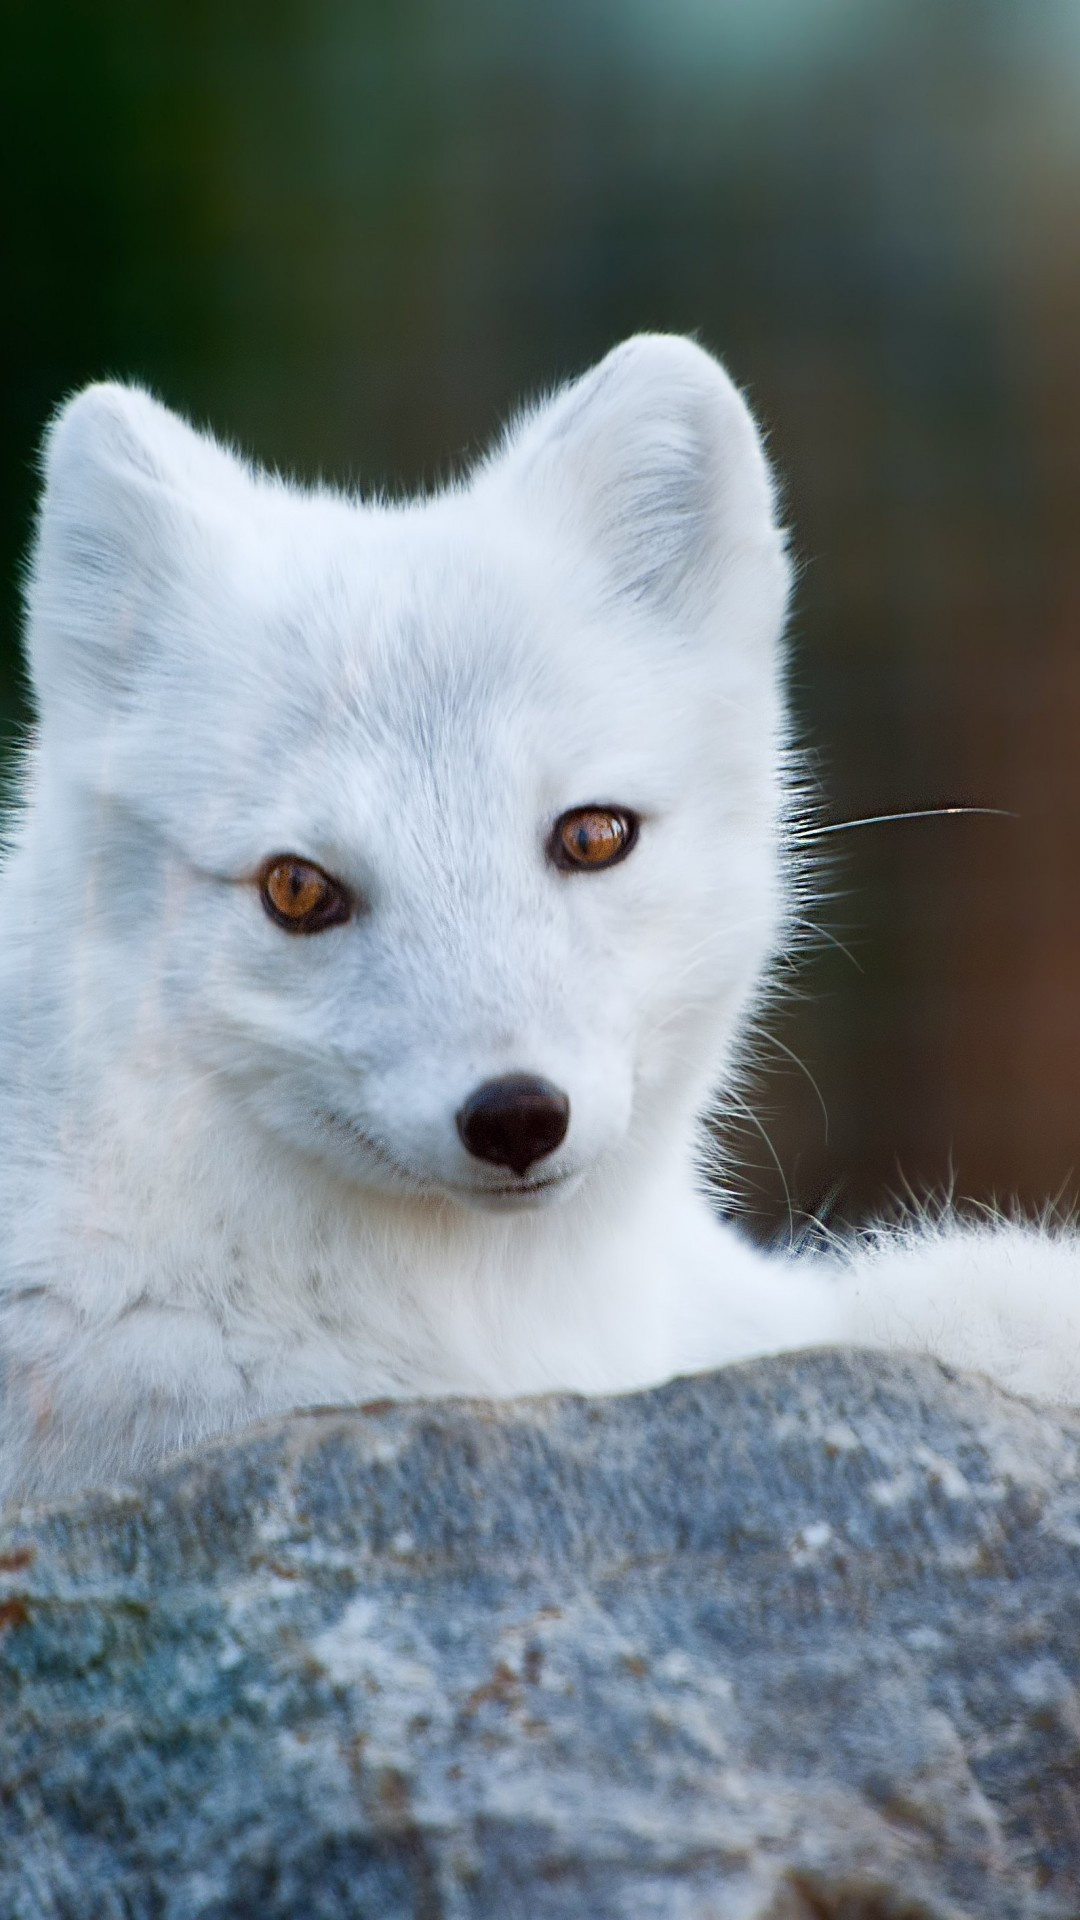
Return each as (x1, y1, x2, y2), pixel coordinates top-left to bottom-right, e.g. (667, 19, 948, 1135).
(3, 0, 1080, 1239)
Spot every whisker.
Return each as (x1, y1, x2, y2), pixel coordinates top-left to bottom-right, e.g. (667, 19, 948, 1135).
(752, 1026, 830, 1143)
(795, 918, 863, 971)
(799, 806, 1015, 839)
(720, 1085, 796, 1249)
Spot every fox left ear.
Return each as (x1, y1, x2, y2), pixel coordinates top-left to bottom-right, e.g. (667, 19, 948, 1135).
(482, 334, 790, 644)
(26, 382, 251, 723)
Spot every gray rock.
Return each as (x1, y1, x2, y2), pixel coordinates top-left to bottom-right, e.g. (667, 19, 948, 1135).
(1, 1349, 1078, 1919)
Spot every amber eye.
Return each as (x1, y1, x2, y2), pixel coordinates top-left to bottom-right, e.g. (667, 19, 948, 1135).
(259, 855, 352, 934)
(549, 806, 639, 872)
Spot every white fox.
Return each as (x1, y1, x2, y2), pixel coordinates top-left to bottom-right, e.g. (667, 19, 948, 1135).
(1, 334, 1076, 1503)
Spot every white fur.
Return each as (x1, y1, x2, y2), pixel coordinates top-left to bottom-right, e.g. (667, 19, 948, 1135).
(0, 335, 1075, 1503)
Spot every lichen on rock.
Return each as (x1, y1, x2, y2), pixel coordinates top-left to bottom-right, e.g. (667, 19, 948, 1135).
(1, 1349, 1078, 1918)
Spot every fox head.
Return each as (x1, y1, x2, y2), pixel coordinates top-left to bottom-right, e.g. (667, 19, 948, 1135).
(23, 336, 791, 1212)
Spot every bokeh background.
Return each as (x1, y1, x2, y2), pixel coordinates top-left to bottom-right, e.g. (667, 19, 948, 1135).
(4, 0, 1080, 1238)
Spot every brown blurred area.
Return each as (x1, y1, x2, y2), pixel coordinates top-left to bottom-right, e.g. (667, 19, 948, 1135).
(2, 0, 1079, 1237)
(754, 14, 1080, 1236)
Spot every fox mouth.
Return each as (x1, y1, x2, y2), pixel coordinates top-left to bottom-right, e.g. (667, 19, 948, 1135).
(447, 1168, 581, 1210)
(473, 1173, 568, 1196)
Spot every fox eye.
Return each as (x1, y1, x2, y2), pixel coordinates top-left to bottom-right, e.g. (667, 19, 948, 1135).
(549, 806, 639, 872)
(259, 855, 352, 934)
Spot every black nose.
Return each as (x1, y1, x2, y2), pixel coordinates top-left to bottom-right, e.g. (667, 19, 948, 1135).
(456, 1074, 571, 1178)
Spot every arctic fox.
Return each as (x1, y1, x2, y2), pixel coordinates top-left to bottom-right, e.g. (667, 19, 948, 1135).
(0, 334, 1077, 1503)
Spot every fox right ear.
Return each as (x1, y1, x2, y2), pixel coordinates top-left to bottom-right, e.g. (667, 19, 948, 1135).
(483, 334, 790, 649)
(26, 382, 250, 721)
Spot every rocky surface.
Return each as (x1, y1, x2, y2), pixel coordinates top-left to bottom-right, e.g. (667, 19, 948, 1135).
(1, 1349, 1079, 1919)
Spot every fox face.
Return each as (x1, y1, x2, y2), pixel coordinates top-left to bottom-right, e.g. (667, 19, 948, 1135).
(24, 337, 791, 1212)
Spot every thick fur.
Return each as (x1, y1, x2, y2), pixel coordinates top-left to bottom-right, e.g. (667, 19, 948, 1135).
(0, 336, 1075, 1503)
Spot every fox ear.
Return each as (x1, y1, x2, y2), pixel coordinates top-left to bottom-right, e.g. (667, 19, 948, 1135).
(485, 334, 789, 640)
(26, 383, 249, 719)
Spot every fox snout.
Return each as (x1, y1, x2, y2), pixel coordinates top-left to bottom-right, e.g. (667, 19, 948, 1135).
(455, 1074, 571, 1177)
